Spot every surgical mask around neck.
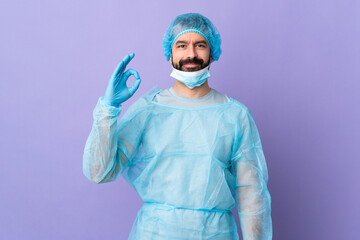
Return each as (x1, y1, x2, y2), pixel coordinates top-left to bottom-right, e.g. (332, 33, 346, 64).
(170, 66, 210, 89)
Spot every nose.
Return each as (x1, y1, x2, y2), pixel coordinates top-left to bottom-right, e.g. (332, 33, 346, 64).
(186, 45, 197, 59)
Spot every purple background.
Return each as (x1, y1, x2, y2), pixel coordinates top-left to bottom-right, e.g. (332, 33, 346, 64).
(1, 0, 359, 239)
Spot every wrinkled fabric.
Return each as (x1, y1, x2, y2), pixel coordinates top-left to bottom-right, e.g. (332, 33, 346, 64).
(83, 86, 272, 240)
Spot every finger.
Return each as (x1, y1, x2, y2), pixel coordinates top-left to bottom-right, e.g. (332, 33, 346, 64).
(114, 53, 134, 76)
(121, 53, 135, 71)
(123, 68, 140, 80)
(129, 78, 141, 95)
(124, 69, 141, 95)
(115, 55, 130, 76)
(112, 61, 125, 77)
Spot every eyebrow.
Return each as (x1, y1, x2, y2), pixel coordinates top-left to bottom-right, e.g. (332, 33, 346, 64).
(195, 40, 208, 46)
(175, 40, 208, 46)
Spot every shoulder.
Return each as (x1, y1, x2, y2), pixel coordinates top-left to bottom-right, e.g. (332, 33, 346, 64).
(210, 88, 250, 113)
(226, 97, 251, 118)
(131, 86, 161, 108)
(223, 97, 261, 129)
(122, 86, 161, 119)
(230, 98, 249, 111)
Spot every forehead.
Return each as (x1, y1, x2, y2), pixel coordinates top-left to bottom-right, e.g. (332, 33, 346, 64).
(174, 32, 208, 44)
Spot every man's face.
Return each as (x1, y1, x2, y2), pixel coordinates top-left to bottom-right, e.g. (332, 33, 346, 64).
(171, 32, 213, 72)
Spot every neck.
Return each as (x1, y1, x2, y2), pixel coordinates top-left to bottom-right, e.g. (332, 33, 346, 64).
(172, 80, 211, 98)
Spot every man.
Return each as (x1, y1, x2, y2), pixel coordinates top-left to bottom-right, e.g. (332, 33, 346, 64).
(83, 13, 272, 240)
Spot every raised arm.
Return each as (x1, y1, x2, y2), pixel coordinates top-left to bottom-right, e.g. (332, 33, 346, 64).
(83, 53, 141, 184)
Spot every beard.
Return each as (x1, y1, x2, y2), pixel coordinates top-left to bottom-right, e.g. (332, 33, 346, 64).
(171, 55, 211, 72)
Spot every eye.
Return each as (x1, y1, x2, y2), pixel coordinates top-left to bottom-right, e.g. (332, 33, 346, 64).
(197, 44, 206, 48)
(177, 44, 186, 48)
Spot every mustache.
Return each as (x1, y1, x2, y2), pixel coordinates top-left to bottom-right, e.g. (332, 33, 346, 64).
(179, 58, 204, 68)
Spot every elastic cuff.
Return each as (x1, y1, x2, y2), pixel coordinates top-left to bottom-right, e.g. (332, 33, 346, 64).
(99, 97, 122, 109)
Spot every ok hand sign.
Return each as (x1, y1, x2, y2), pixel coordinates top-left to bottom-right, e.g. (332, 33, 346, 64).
(103, 53, 141, 107)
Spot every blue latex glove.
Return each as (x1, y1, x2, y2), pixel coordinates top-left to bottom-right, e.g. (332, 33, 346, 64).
(103, 53, 141, 107)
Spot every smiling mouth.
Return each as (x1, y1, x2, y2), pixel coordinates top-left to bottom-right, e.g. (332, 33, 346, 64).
(184, 63, 200, 67)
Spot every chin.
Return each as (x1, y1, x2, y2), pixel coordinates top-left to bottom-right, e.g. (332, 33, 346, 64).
(182, 66, 202, 72)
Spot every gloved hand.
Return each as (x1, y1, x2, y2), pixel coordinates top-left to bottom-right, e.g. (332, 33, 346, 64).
(103, 53, 141, 107)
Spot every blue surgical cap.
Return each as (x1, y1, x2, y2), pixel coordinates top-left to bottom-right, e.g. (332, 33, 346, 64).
(163, 13, 222, 61)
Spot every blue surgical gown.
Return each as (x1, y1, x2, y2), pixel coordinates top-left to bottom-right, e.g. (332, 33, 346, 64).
(83, 86, 272, 240)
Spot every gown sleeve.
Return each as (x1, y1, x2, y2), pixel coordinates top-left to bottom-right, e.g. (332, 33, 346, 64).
(82, 97, 144, 184)
(231, 108, 272, 240)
